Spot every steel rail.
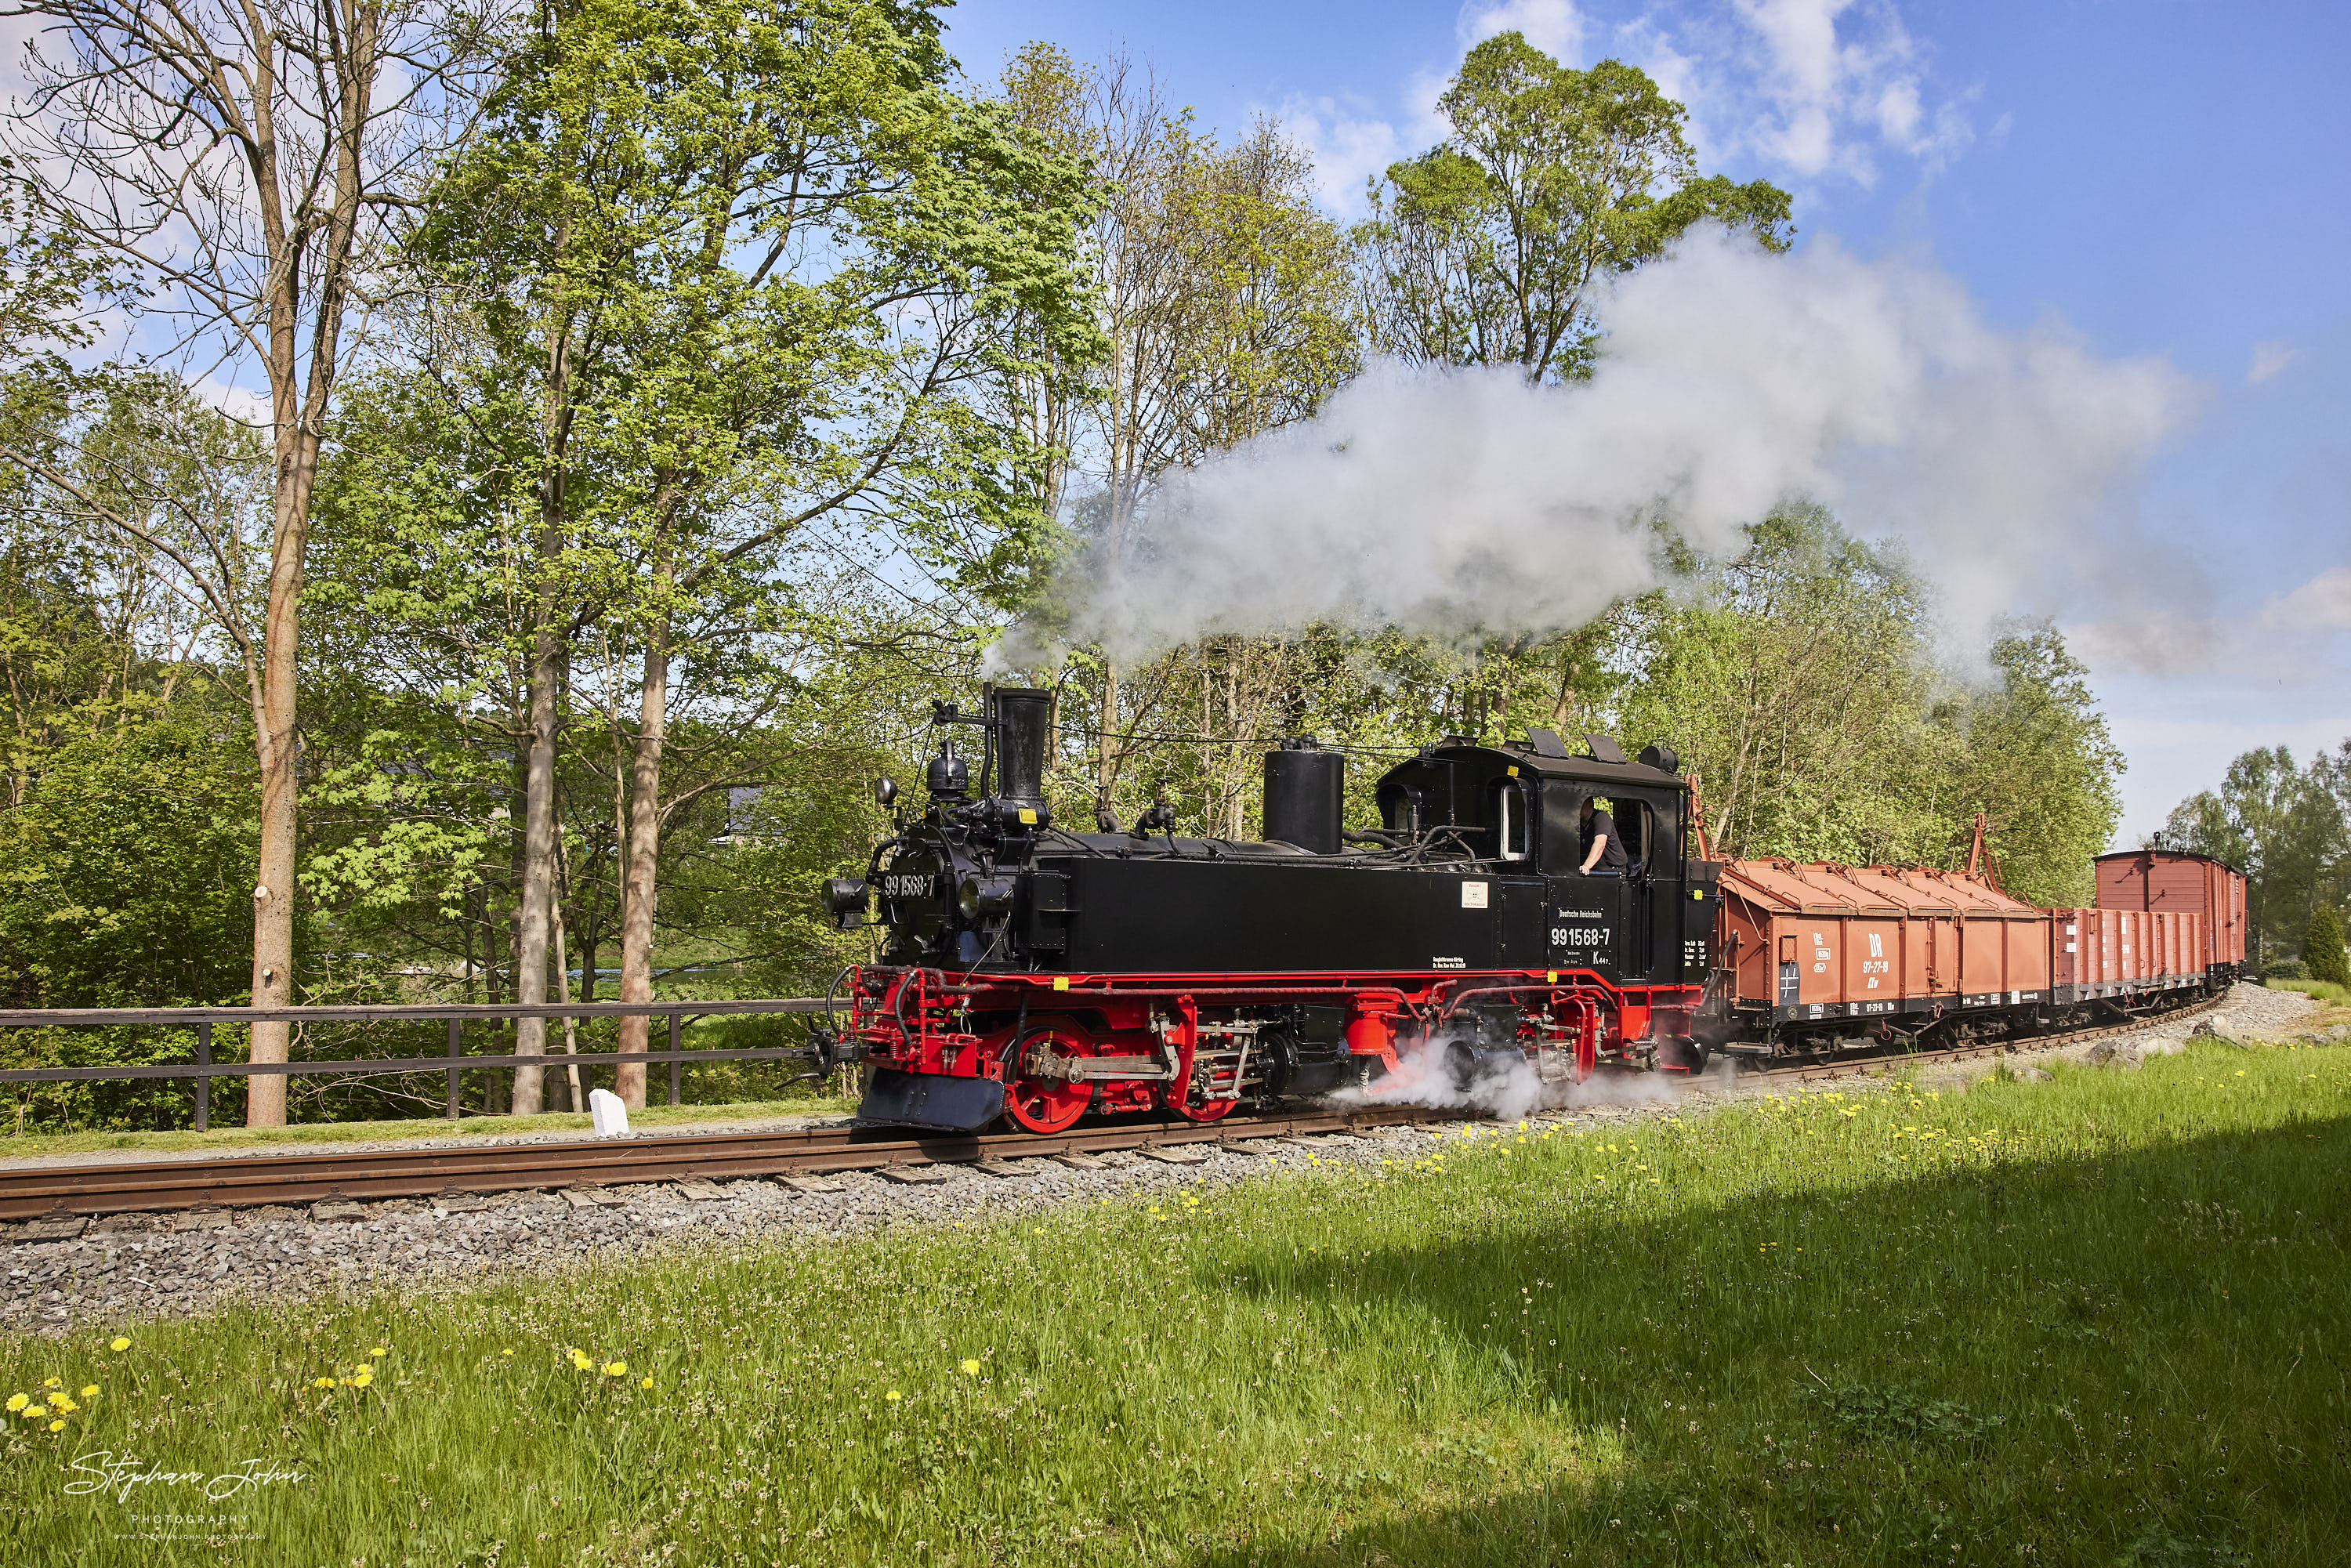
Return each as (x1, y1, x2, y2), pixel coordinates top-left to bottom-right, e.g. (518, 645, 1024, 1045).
(0, 1105, 1440, 1221)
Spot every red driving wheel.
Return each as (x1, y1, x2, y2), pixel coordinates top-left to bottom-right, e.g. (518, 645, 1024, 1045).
(999, 1029, 1092, 1134)
(1165, 1084, 1238, 1123)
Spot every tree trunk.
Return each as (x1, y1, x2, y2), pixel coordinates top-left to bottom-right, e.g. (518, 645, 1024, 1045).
(243, 419, 323, 1125)
(1097, 658, 1121, 806)
(550, 900, 585, 1114)
(510, 579, 565, 1114)
(614, 614, 669, 1110)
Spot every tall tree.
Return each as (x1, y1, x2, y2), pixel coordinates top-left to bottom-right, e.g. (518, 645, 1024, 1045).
(1358, 31, 1791, 384)
(1937, 626, 2124, 907)
(418, 0, 1100, 1105)
(1611, 505, 1943, 864)
(2166, 743, 2349, 964)
(2, 0, 496, 1122)
(994, 48, 1358, 813)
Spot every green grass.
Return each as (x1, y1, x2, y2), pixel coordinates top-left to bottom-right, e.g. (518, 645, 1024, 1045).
(2266, 975, 2351, 1010)
(5, 1041, 2349, 1566)
(0, 1096, 852, 1161)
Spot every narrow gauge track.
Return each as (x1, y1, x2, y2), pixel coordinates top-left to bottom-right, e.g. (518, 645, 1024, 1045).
(0, 994, 2224, 1223)
(0, 1104, 1441, 1222)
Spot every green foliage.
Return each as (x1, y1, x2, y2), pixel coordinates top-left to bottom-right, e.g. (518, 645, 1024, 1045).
(2165, 742, 2350, 958)
(1612, 504, 1943, 864)
(1596, 505, 2122, 897)
(1945, 625, 2126, 906)
(1358, 31, 1792, 382)
(2303, 904, 2349, 986)
(0, 154, 121, 358)
(0, 708, 266, 1129)
(0, 712, 259, 1009)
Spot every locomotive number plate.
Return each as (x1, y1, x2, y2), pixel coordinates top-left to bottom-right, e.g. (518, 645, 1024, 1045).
(882, 874, 933, 899)
(1551, 926, 1607, 947)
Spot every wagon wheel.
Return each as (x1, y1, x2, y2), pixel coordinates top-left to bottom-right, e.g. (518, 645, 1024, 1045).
(998, 1029, 1092, 1134)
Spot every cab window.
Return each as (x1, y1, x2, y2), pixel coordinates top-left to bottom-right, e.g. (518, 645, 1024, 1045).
(1491, 779, 1531, 860)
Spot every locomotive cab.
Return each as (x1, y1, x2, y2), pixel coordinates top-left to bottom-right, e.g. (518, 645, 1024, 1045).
(1365, 733, 1712, 987)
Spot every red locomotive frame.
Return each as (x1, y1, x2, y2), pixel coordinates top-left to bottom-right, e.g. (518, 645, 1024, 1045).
(842, 965, 1708, 1132)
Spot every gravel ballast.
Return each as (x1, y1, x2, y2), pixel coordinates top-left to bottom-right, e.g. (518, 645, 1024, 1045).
(1, 982, 2324, 1335)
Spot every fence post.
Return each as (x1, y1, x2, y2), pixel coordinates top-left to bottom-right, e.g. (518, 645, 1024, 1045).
(668, 1012, 681, 1107)
(195, 1021, 211, 1133)
(446, 1018, 462, 1120)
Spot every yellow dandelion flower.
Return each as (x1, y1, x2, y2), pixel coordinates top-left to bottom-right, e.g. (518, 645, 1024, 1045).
(502, 1349, 515, 1356)
(42, 1378, 60, 1389)
(48, 1420, 63, 1432)
(369, 1347, 387, 1358)
(3, 1394, 24, 1413)
(20, 1407, 42, 1421)
(886, 1389, 901, 1402)
(80, 1385, 97, 1400)
(603, 1362, 627, 1378)
(641, 1377, 654, 1390)
(108, 1338, 130, 1353)
(960, 1360, 981, 1377)
(313, 1377, 335, 1389)
(47, 1391, 69, 1408)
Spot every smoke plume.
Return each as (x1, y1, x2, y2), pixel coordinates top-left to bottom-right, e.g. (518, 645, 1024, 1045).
(1002, 229, 2193, 663)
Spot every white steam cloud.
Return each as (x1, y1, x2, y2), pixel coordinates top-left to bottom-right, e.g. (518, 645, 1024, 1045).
(1004, 229, 2193, 665)
(1328, 1034, 1698, 1122)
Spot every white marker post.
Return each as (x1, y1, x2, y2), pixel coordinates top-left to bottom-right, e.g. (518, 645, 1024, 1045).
(589, 1088, 632, 1139)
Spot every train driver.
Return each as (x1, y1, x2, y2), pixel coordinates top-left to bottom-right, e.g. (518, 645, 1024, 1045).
(1578, 795, 1629, 877)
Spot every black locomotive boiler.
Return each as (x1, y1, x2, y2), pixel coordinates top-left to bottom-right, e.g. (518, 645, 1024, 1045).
(821, 686, 1722, 1132)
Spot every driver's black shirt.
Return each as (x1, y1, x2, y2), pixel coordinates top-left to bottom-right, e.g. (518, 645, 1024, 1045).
(1580, 807, 1628, 873)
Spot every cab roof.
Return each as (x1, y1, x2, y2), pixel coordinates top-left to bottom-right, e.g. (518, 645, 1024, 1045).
(1398, 738, 1689, 793)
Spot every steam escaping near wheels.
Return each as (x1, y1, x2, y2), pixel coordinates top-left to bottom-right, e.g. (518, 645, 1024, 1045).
(1331, 1034, 1686, 1121)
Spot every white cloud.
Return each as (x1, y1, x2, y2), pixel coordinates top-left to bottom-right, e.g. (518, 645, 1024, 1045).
(1262, 3, 1974, 222)
(1279, 96, 1409, 215)
(2246, 339, 2301, 387)
(194, 377, 273, 427)
(2262, 565, 2351, 630)
(1277, 70, 1452, 218)
(1731, 0, 1971, 183)
(1458, 0, 1590, 60)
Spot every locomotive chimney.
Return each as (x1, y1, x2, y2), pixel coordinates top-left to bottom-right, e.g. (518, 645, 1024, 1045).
(1262, 737, 1343, 853)
(990, 686, 1053, 818)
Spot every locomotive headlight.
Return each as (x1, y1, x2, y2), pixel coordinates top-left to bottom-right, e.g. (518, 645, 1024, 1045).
(958, 875, 1017, 921)
(824, 878, 870, 925)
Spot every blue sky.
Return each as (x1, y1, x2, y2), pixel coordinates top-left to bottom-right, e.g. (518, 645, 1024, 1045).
(936, 0, 2351, 845)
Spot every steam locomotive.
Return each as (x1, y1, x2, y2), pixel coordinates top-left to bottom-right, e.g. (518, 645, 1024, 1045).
(819, 686, 1721, 1132)
(819, 686, 2248, 1133)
